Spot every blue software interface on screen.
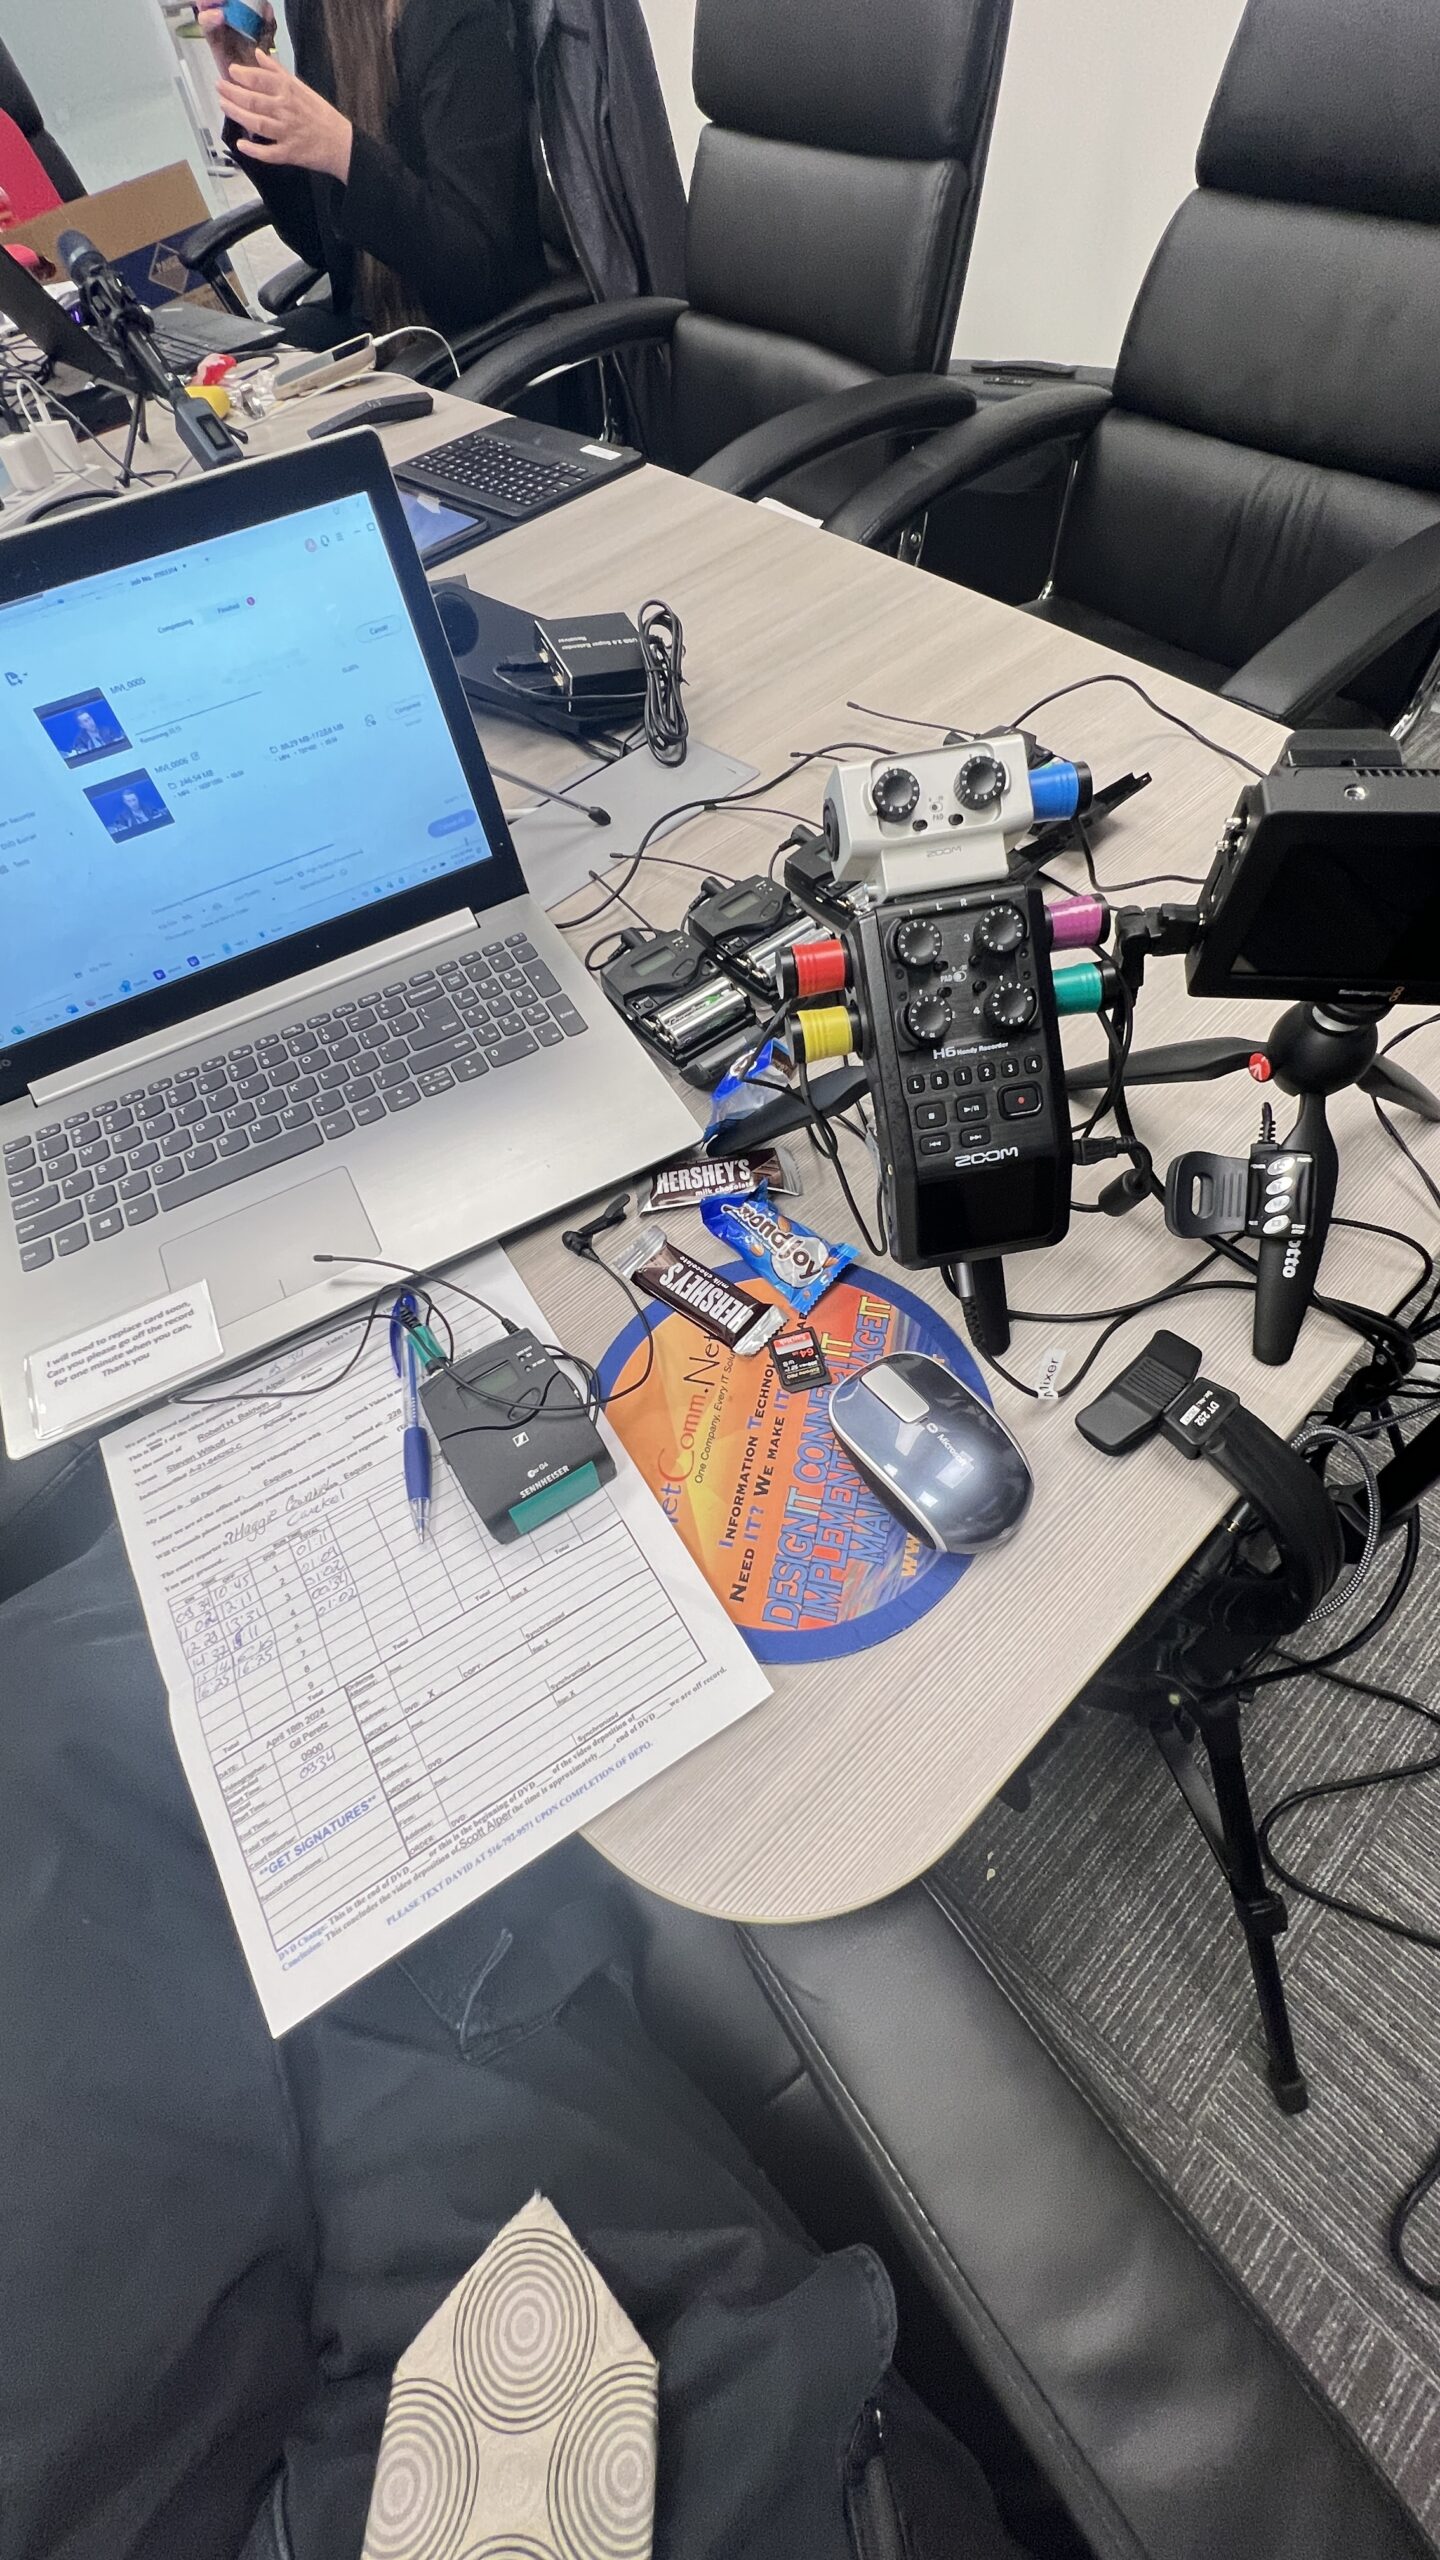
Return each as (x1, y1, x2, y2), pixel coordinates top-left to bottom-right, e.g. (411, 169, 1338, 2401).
(0, 490, 496, 1047)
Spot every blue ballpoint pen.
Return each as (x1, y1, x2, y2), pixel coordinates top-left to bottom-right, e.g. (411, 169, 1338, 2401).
(390, 1296, 432, 1542)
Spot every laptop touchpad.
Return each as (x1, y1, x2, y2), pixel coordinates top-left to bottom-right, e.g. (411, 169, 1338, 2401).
(161, 1170, 379, 1327)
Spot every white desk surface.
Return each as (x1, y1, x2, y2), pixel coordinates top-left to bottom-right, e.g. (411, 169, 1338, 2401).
(67, 383, 1440, 1921)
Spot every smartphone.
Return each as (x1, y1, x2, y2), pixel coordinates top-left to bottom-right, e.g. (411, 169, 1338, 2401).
(222, 1, 269, 38)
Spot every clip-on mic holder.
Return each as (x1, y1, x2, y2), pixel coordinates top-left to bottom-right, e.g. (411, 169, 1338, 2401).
(1078, 1329, 1350, 2111)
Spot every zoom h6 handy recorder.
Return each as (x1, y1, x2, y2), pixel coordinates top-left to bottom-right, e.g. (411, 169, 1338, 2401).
(848, 881, 1072, 1268)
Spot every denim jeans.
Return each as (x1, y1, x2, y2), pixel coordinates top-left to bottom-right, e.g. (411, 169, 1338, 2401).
(1, 1517, 1020, 2560)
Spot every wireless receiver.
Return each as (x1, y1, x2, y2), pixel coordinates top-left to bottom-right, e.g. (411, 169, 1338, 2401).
(419, 1333, 614, 1543)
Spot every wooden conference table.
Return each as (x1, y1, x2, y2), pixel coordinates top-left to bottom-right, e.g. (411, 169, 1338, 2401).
(84, 383, 1440, 1924)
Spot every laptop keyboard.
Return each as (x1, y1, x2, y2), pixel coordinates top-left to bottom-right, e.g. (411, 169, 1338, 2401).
(4, 936, 587, 1275)
(415, 430, 588, 512)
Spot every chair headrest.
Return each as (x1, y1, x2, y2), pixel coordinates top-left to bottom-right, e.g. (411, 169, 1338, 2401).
(1200, 0, 1440, 224)
(692, 0, 1009, 163)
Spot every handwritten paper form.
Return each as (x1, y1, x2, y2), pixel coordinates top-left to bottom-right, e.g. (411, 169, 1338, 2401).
(102, 1249, 770, 2034)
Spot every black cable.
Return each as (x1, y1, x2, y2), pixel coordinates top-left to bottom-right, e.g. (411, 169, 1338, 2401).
(1071, 813, 1100, 892)
(173, 1287, 405, 1407)
(1076, 978, 1135, 1144)
(636, 598, 688, 767)
(979, 1273, 1256, 1402)
(999, 673, 1266, 779)
(1241, 1632, 1440, 2300)
(1391, 2143, 1440, 2300)
(310, 1252, 515, 1333)
(1245, 1510, 1422, 1692)
(1331, 1214, 1435, 1308)
(1373, 1097, 1440, 1225)
(556, 736, 902, 930)
(1097, 868, 1206, 892)
(558, 781, 822, 929)
(565, 1237, 659, 1408)
(796, 1053, 884, 1254)
(845, 697, 975, 737)
(1256, 1604, 1437, 1944)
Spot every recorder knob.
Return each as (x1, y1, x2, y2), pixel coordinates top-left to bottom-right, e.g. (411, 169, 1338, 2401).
(891, 917, 943, 972)
(983, 982, 1039, 1035)
(902, 991, 954, 1048)
(872, 765, 921, 823)
(955, 750, 1009, 812)
(972, 903, 1027, 963)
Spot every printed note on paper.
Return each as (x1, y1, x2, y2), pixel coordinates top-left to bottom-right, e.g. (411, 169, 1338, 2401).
(101, 1249, 770, 2035)
(28, 1284, 223, 1441)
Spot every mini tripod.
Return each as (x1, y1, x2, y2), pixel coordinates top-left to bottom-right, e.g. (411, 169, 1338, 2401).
(1069, 996, 1440, 1363)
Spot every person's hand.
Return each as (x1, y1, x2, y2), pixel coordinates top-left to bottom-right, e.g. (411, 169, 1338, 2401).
(216, 53, 353, 183)
(197, 5, 276, 72)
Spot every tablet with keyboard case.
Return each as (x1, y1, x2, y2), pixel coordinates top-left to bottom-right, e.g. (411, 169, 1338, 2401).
(394, 416, 642, 546)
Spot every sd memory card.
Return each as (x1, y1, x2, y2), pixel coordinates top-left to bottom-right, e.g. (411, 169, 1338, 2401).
(770, 1325, 831, 1391)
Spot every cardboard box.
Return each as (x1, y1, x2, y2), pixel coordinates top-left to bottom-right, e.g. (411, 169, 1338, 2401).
(6, 163, 231, 312)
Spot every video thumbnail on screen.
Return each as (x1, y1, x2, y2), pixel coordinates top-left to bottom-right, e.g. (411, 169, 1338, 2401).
(34, 688, 131, 768)
(83, 768, 175, 843)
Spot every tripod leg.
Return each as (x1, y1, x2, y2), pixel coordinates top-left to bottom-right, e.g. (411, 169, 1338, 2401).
(117, 395, 145, 489)
(1361, 1057, 1440, 1123)
(1196, 1697, 1308, 2113)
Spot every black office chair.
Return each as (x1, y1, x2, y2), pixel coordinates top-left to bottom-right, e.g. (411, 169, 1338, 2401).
(0, 36, 83, 203)
(817, 0, 1440, 735)
(456, 0, 1014, 515)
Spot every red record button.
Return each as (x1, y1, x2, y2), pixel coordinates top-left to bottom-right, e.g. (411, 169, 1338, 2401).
(999, 1082, 1043, 1119)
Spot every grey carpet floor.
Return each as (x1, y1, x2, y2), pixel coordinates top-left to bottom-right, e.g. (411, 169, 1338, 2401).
(940, 1497, 1440, 2541)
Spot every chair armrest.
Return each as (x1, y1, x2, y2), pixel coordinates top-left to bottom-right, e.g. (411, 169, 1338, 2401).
(448, 274, 593, 373)
(258, 258, 326, 316)
(178, 205, 322, 318)
(177, 203, 270, 271)
(692, 376, 978, 502)
(821, 384, 1114, 548)
(454, 296, 688, 407)
(741, 1884, 1432, 2560)
(387, 274, 596, 383)
(1223, 518, 1440, 723)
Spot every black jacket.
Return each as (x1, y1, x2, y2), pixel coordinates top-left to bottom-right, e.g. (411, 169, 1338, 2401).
(234, 0, 548, 334)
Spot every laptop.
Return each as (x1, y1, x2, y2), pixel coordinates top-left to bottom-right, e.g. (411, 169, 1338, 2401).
(150, 299, 283, 363)
(0, 431, 697, 1457)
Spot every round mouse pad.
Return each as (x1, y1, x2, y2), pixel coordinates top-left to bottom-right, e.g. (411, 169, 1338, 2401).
(597, 1262, 989, 1662)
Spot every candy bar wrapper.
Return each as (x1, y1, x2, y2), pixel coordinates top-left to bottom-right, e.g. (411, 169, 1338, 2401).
(616, 1225, 783, 1356)
(700, 1187, 855, 1317)
(645, 1146, 798, 1215)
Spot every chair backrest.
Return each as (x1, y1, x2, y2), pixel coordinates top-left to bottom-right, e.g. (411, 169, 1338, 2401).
(1053, 0, 1440, 717)
(669, 0, 1012, 481)
(0, 40, 82, 210)
(0, 113, 62, 225)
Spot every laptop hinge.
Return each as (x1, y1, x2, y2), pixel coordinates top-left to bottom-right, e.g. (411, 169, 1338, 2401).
(30, 908, 479, 1107)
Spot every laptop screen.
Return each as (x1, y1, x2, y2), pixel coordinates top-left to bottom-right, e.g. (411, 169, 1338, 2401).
(0, 487, 498, 1050)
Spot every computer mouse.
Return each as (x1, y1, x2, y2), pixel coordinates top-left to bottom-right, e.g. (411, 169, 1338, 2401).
(828, 1352, 1033, 1554)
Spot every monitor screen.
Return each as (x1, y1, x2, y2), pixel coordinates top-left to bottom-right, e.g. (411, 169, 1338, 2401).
(1229, 841, 1440, 990)
(0, 487, 498, 1049)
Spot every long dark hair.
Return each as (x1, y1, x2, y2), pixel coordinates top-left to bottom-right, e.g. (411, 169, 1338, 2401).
(317, 0, 417, 332)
